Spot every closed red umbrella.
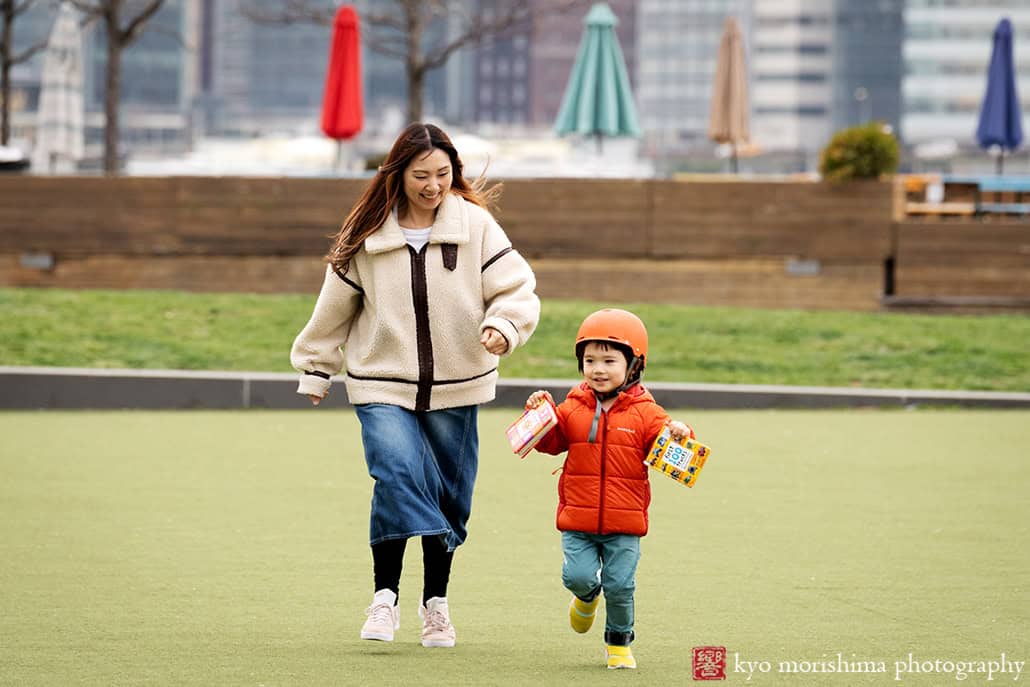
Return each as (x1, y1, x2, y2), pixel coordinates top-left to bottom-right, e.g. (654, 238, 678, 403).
(321, 5, 363, 164)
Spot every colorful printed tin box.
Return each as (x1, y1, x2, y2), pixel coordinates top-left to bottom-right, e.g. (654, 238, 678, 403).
(506, 402, 559, 458)
(645, 426, 712, 487)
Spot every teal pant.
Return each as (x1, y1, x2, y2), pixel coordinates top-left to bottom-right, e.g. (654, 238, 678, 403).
(561, 531, 641, 641)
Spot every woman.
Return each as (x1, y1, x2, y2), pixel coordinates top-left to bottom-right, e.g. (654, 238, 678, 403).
(290, 123, 540, 648)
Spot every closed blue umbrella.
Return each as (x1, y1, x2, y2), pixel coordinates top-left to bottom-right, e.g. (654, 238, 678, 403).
(554, 2, 640, 153)
(975, 18, 1023, 175)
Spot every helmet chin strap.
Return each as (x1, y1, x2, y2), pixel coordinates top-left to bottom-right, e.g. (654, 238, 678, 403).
(619, 356, 644, 393)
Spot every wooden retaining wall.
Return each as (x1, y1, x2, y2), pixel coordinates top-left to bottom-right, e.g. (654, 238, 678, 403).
(888, 219, 1030, 312)
(894, 220, 1030, 298)
(8, 175, 1015, 312)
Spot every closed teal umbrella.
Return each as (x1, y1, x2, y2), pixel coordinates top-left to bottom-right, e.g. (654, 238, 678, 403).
(554, 2, 640, 153)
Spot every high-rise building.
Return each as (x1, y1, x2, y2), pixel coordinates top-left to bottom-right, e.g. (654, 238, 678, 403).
(635, 0, 752, 156)
(458, 0, 635, 129)
(8, 0, 197, 157)
(831, 0, 904, 137)
(750, 0, 833, 157)
(200, 0, 450, 136)
(200, 0, 329, 135)
(903, 0, 1030, 145)
(750, 0, 903, 166)
(464, 0, 532, 126)
(84, 0, 199, 153)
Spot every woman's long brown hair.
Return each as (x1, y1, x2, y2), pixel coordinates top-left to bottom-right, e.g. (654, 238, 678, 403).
(327, 123, 501, 274)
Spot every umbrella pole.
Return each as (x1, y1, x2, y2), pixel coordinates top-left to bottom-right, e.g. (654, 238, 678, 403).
(997, 150, 1004, 175)
(596, 133, 603, 156)
(731, 144, 738, 174)
(335, 141, 343, 173)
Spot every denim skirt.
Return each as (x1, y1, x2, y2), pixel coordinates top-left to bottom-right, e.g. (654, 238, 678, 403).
(354, 403, 479, 552)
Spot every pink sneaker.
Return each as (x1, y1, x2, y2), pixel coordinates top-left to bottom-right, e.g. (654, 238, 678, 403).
(360, 589, 400, 641)
(418, 597, 456, 648)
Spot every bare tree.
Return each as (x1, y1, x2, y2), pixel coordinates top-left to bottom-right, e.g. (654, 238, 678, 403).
(1, 0, 50, 145)
(241, 0, 590, 124)
(66, 0, 165, 173)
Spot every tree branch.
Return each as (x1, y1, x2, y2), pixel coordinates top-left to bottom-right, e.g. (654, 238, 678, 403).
(421, 0, 590, 71)
(12, 36, 47, 64)
(122, 0, 165, 44)
(232, 0, 594, 73)
(12, 0, 39, 19)
(363, 33, 410, 61)
(237, 0, 335, 26)
(362, 6, 409, 33)
(145, 23, 188, 49)
(421, 3, 528, 71)
(65, 0, 103, 14)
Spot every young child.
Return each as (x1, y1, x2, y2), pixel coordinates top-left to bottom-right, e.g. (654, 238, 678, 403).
(524, 308, 693, 670)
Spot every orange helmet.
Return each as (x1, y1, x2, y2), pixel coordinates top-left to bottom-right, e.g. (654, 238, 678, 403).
(575, 308, 648, 367)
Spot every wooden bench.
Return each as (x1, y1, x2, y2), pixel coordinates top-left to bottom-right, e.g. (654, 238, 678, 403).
(905, 201, 977, 217)
(978, 202, 1030, 216)
(944, 176, 1030, 218)
(903, 174, 937, 196)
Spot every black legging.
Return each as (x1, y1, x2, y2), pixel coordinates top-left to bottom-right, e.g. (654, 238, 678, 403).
(372, 535, 454, 605)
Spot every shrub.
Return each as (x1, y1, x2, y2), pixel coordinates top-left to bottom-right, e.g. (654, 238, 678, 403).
(818, 122, 899, 181)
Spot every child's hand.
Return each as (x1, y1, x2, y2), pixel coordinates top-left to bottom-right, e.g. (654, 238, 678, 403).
(526, 390, 554, 409)
(666, 420, 692, 441)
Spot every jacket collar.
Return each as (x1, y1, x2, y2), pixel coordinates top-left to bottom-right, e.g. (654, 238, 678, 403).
(570, 381, 650, 408)
(364, 192, 470, 254)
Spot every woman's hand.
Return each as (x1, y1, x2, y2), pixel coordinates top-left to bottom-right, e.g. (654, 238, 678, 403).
(526, 390, 554, 409)
(480, 327, 507, 355)
(666, 420, 692, 441)
(308, 392, 327, 406)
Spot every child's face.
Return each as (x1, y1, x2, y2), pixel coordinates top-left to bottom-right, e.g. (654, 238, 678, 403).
(581, 341, 628, 396)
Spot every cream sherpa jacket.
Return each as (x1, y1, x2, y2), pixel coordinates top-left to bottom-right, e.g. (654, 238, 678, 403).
(290, 192, 540, 411)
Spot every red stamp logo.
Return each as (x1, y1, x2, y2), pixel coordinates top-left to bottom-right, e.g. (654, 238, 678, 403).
(693, 646, 727, 681)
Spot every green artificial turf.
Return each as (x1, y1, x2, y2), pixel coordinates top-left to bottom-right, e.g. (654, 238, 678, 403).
(1, 409, 1027, 686)
(2, 287, 1029, 391)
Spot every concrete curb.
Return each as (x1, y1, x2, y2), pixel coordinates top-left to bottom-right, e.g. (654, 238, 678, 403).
(2, 366, 1029, 410)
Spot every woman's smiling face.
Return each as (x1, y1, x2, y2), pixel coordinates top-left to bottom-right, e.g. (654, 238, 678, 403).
(402, 147, 452, 219)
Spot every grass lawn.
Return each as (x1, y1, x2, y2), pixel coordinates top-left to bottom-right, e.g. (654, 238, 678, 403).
(2, 287, 1029, 391)
(1, 409, 1027, 686)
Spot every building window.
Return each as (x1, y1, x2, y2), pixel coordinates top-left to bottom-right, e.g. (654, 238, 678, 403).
(798, 44, 829, 55)
(756, 106, 828, 116)
(757, 73, 828, 82)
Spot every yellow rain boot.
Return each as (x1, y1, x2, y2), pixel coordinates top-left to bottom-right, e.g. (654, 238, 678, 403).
(606, 644, 637, 670)
(568, 595, 600, 633)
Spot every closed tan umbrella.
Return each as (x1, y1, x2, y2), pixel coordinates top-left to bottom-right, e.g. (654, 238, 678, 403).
(708, 17, 750, 173)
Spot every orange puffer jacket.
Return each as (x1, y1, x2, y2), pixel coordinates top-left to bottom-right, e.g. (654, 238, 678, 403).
(535, 382, 687, 536)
